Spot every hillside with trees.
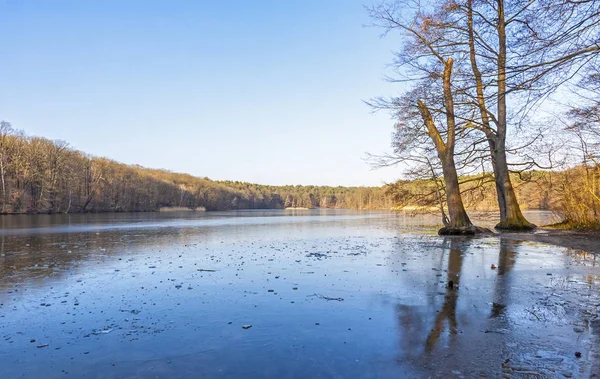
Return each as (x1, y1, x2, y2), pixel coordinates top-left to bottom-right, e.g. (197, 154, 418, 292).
(0, 123, 393, 214)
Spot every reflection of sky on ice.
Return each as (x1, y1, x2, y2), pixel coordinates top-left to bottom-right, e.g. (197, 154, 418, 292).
(0, 210, 598, 378)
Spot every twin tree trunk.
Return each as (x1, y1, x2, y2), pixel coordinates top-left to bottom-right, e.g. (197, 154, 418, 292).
(419, 99, 480, 234)
(417, 58, 483, 235)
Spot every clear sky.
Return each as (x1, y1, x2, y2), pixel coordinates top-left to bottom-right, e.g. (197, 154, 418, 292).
(0, 0, 403, 186)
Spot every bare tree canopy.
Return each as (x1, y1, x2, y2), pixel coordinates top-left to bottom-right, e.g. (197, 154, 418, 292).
(367, 0, 600, 230)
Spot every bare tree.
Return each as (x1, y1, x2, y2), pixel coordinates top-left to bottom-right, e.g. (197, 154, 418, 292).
(367, 1, 490, 234)
(368, 0, 600, 230)
(458, 0, 600, 229)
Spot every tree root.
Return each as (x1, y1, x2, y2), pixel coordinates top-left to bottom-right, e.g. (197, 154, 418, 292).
(438, 225, 493, 236)
(495, 220, 536, 231)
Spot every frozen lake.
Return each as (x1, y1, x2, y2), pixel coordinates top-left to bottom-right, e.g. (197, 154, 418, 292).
(0, 210, 598, 378)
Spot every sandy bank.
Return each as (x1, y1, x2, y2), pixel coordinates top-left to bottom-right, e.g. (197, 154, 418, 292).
(499, 228, 600, 254)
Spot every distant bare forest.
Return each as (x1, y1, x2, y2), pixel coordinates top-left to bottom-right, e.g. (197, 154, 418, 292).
(0, 124, 393, 213)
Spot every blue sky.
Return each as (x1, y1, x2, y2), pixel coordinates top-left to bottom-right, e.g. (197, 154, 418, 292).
(0, 0, 402, 186)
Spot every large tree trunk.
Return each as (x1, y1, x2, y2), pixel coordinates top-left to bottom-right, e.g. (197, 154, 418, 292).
(439, 59, 472, 229)
(418, 92, 488, 235)
(442, 156, 472, 228)
(494, 0, 535, 230)
(466, 0, 534, 230)
(490, 138, 535, 230)
(438, 153, 489, 235)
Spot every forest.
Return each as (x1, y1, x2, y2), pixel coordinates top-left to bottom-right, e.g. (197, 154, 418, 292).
(0, 123, 393, 213)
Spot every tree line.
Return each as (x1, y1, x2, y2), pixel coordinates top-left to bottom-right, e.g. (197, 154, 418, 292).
(367, 0, 600, 233)
(0, 120, 597, 223)
(385, 168, 599, 228)
(0, 123, 393, 214)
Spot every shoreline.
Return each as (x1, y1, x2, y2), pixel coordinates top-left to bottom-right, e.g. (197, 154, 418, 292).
(497, 228, 600, 254)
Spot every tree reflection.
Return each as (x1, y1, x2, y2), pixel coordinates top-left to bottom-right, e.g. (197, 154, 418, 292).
(490, 238, 518, 318)
(424, 239, 463, 352)
(393, 237, 465, 360)
(394, 237, 522, 361)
